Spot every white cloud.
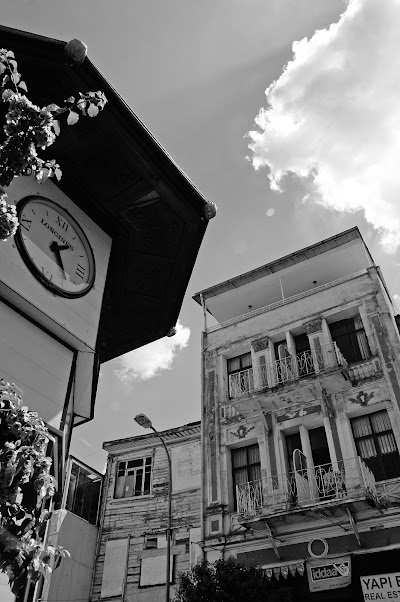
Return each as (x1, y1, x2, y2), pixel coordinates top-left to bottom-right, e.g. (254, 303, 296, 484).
(266, 207, 275, 217)
(249, 0, 400, 252)
(115, 322, 190, 382)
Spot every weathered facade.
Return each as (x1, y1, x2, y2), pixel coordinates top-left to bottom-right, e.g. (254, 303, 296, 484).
(194, 228, 400, 600)
(91, 422, 202, 602)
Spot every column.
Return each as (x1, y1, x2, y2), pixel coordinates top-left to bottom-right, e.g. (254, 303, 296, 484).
(323, 416, 339, 469)
(299, 424, 320, 501)
(251, 336, 270, 389)
(303, 317, 325, 372)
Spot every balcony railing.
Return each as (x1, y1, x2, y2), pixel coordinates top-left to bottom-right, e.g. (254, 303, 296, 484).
(347, 356, 381, 382)
(236, 457, 377, 519)
(228, 343, 346, 398)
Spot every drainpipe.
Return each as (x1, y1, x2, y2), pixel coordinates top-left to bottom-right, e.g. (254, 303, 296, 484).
(200, 329, 207, 560)
(89, 453, 112, 600)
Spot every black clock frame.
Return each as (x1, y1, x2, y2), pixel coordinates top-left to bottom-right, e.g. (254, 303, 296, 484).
(14, 196, 96, 299)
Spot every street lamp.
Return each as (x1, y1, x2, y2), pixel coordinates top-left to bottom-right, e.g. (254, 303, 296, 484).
(134, 414, 172, 602)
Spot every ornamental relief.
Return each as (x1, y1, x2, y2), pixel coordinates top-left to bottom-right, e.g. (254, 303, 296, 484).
(251, 336, 270, 352)
(303, 317, 323, 334)
(226, 424, 256, 442)
(343, 382, 389, 411)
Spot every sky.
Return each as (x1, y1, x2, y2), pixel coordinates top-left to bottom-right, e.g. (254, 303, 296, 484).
(2, 0, 400, 472)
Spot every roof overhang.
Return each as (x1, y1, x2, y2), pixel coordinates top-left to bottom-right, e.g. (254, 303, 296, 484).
(0, 25, 216, 362)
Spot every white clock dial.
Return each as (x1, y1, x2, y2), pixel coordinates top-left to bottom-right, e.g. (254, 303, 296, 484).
(15, 196, 96, 298)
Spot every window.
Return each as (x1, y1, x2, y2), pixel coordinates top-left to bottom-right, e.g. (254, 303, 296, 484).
(65, 458, 102, 525)
(232, 444, 261, 507)
(351, 410, 400, 481)
(227, 352, 253, 397)
(114, 457, 152, 499)
(330, 315, 370, 364)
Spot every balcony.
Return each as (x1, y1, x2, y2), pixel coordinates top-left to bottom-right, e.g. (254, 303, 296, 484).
(228, 343, 347, 400)
(236, 457, 378, 525)
(346, 356, 382, 383)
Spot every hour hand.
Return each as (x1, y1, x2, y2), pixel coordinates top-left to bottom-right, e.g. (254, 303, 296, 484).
(50, 241, 66, 276)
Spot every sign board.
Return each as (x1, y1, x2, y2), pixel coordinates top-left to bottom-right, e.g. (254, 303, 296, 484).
(361, 572, 400, 600)
(307, 555, 351, 592)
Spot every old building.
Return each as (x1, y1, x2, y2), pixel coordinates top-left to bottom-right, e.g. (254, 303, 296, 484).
(194, 227, 400, 600)
(91, 422, 202, 602)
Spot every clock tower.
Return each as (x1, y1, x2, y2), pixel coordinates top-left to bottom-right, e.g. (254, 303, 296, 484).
(0, 25, 216, 494)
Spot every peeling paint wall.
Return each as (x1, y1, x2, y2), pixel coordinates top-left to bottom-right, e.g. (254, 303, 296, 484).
(200, 264, 400, 568)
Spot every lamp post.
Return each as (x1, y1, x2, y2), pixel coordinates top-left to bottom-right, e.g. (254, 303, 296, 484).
(134, 414, 172, 602)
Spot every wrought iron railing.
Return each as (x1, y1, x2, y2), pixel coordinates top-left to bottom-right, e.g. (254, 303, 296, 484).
(236, 457, 377, 519)
(228, 343, 347, 398)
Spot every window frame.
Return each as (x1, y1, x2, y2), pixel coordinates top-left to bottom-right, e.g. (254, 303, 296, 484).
(351, 410, 400, 482)
(227, 352, 253, 398)
(114, 456, 153, 500)
(329, 315, 370, 364)
(231, 443, 261, 508)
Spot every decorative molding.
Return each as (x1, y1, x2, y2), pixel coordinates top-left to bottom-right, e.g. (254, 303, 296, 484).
(230, 424, 255, 440)
(386, 399, 394, 410)
(349, 389, 376, 407)
(251, 336, 270, 352)
(277, 404, 321, 424)
(303, 317, 323, 334)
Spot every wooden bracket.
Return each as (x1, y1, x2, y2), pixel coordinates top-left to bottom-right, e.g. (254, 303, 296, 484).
(347, 507, 361, 547)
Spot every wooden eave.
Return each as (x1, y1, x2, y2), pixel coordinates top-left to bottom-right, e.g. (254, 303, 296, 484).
(0, 25, 216, 362)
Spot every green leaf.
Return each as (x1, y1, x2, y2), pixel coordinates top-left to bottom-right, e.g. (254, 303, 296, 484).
(2, 89, 14, 101)
(45, 103, 59, 112)
(52, 120, 61, 136)
(65, 96, 75, 104)
(54, 168, 62, 181)
(11, 72, 20, 85)
(0, 64, 6, 74)
(17, 81, 27, 92)
(87, 103, 99, 117)
(67, 110, 79, 125)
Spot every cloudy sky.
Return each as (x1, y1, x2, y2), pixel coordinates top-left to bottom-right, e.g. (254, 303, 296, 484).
(3, 0, 400, 471)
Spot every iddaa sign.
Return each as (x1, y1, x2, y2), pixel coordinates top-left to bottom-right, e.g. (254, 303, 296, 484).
(361, 573, 400, 600)
(307, 555, 351, 592)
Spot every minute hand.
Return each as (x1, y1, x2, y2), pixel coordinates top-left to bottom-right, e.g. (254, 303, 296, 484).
(49, 241, 68, 277)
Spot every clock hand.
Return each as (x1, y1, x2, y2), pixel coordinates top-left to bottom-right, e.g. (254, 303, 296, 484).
(49, 241, 67, 277)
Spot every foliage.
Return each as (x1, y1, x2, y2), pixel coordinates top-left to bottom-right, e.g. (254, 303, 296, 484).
(0, 379, 69, 595)
(173, 558, 271, 602)
(0, 48, 107, 239)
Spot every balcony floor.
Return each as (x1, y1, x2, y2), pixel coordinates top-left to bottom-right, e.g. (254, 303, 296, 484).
(237, 493, 381, 531)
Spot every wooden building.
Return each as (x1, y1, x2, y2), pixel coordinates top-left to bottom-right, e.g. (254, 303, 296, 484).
(92, 422, 202, 602)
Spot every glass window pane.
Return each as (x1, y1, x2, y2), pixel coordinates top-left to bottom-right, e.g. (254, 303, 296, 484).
(377, 433, 397, 455)
(241, 353, 252, 369)
(371, 411, 392, 433)
(357, 438, 377, 459)
(248, 444, 260, 464)
(249, 464, 261, 483)
(232, 448, 247, 468)
(144, 471, 151, 495)
(135, 472, 143, 496)
(352, 416, 372, 438)
(115, 475, 126, 499)
(228, 357, 241, 373)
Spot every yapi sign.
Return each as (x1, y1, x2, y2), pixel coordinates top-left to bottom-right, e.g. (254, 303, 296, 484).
(361, 573, 400, 600)
(307, 555, 351, 592)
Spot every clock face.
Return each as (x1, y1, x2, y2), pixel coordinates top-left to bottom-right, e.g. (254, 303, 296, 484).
(15, 196, 96, 298)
